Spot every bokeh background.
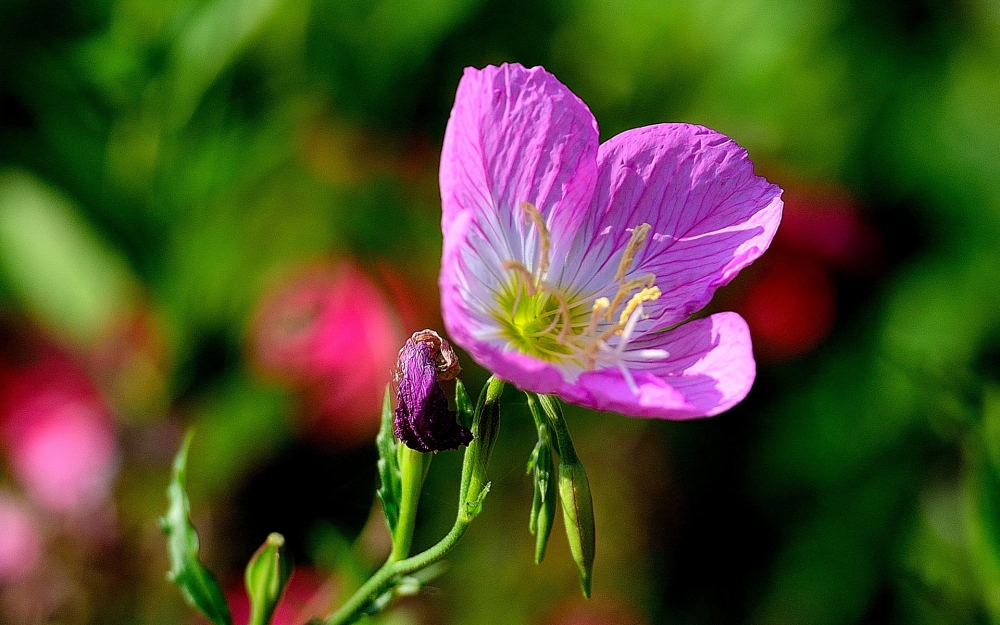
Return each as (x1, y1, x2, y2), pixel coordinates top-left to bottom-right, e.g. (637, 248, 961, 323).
(1, 0, 999, 623)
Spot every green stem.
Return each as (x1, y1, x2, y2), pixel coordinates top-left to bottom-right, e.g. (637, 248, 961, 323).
(388, 447, 430, 563)
(324, 517, 471, 625)
(323, 376, 503, 625)
(535, 394, 579, 464)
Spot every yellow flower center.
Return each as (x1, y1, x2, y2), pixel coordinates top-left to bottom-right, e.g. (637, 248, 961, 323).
(491, 202, 661, 368)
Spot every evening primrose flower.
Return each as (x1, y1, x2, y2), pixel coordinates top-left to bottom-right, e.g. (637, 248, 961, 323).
(439, 64, 783, 419)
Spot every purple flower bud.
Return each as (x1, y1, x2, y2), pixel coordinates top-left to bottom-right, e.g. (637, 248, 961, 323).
(393, 331, 472, 452)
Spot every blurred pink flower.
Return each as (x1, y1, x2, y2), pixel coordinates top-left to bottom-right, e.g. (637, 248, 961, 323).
(736, 255, 836, 361)
(0, 347, 118, 513)
(0, 492, 42, 582)
(251, 261, 404, 445)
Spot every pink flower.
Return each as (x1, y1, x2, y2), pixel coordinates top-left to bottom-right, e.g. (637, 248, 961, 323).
(0, 347, 118, 513)
(251, 262, 404, 444)
(439, 63, 782, 419)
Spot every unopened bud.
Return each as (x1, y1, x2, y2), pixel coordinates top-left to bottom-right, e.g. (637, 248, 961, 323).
(459, 376, 504, 520)
(528, 436, 557, 563)
(559, 461, 595, 599)
(244, 532, 293, 625)
(394, 330, 472, 452)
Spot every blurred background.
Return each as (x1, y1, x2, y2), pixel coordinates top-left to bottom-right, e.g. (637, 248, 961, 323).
(1, 0, 999, 623)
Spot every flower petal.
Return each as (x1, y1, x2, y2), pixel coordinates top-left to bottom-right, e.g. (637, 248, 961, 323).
(564, 124, 782, 328)
(566, 312, 756, 419)
(440, 63, 600, 278)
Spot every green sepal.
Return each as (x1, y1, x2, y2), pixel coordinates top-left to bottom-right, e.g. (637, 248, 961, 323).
(455, 379, 474, 430)
(376, 386, 402, 535)
(535, 394, 596, 598)
(245, 533, 293, 625)
(160, 431, 233, 625)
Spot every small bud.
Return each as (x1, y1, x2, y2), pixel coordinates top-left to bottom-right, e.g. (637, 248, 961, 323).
(393, 330, 472, 452)
(534, 394, 596, 598)
(459, 376, 504, 521)
(244, 532, 293, 625)
(528, 436, 557, 563)
(559, 461, 595, 599)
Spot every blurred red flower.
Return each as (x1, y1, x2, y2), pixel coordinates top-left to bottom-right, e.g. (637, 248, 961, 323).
(732, 184, 880, 362)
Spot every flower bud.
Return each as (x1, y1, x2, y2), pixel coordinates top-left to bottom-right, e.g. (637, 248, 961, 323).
(534, 394, 596, 598)
(245, 532, 294, 625)
(393, 330, 472, 452)
(459, 376, 504, 521)
(528, 436, 557, 563)
(558, 460, 595, 599)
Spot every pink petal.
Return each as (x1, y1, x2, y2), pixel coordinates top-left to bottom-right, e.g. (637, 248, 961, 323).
(440, 64, 601, 371)
(567, 124, 782, 328)
(567, 312, 756, 419)
(439, 64, 599, 309)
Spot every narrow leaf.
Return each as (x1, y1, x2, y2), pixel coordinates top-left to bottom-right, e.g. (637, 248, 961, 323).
(160, 431, 233, 625)
(455, 379, 474, 430)
(376, 386, 402, 534)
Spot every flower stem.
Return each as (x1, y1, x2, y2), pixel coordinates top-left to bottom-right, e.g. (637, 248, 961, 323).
(322, 517, 471, 625)
(388, 446, 430, 564)
(320, 376, 503, 625)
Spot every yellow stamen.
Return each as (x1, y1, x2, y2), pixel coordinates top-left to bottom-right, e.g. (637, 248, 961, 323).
(604, 273, 657, 321)
(614, 223, 652, 283)
(520, 202, 551, 279)
(618, 286, 661, 328)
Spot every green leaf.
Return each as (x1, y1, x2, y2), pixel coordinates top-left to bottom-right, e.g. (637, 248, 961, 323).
(376, 386, 402, 534)
(455, 379, 474, 430)
(245, 533, 294, 625)
(160, 431, 233, 625)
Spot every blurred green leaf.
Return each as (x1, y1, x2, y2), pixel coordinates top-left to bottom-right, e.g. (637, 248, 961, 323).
(161, 431, 233, 625)
(166, 0, 285, 129)
(0, 169, 135, 344)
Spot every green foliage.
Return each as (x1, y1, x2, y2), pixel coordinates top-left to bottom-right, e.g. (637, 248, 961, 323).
(526, 425, 556, 564)
(376, 386, 403, 536)
(160, 432, 233, 625)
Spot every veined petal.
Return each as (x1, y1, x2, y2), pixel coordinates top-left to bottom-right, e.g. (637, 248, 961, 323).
(564, 124, 782, 328)
(566, 312, 756, 419)
(440, 63, 600, 271)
